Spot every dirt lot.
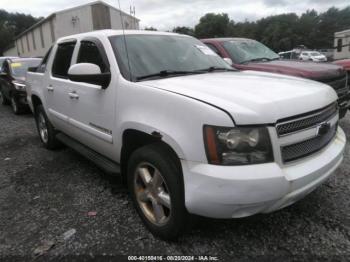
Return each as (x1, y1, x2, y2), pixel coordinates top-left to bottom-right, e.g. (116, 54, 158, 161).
(0, 105, 349, 261)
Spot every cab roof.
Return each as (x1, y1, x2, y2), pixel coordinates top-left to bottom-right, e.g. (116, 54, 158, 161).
(57, 30, 186, 44)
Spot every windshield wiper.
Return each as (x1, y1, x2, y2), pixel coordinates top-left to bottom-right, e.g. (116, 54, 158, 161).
(241, 57, 279, 64)
(136, 70, 204, 81)
(194, 66, 235, 73)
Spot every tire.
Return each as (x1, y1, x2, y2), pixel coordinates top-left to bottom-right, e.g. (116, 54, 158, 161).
(127, 143, 188, 240)
(0, 88, 10, 105)
(11, 96, 22, 115)
(34, 105, 60, 149)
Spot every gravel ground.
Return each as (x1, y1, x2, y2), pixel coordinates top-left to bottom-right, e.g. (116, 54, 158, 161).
(0, 105, 349, 262)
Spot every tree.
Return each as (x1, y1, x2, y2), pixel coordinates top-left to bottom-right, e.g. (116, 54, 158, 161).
(172, 26, 194, 36)
(144, 26, 158, 31)
(194, 13, 230, 38)
(0, 9, 40, 55)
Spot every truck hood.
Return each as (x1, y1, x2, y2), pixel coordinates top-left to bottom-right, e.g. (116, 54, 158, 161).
(241, 60, 345, 80)
(141, 71, 337, 125)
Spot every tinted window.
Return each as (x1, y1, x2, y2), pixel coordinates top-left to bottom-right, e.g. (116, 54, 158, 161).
(37, 47, 52, 73)
(337, 39, 342, 52)
(52, 42, 76, 78)
(77, 41, 108, 72)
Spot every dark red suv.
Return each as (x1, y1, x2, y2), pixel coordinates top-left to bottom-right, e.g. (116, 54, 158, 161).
(201, 38, 350, 118)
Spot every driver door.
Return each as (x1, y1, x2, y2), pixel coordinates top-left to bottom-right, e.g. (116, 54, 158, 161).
(64, 38, 116, 159)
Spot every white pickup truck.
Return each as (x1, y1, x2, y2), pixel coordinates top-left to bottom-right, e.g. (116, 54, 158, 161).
(26, 30, 346, 239)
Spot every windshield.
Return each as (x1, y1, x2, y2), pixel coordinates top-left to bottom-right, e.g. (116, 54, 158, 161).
(310, 52, 321, 56)
(223, 40, 280, 64)
(109, 34, 233, 81)
(10, 60, 41, 77)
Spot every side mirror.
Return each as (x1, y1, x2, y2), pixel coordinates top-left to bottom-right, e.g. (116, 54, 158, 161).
(223, 58, 233, 66)
(68, 63, 111, 89)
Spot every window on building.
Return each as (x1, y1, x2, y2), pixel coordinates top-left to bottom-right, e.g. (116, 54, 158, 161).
(26, 34, 30, 52)
(52, 42, 76, 78)
(77, 41, 108, 73)
(20, 38, 24, 54)
(32, 31, 36, 50)
(39, 25, 45, 48)
(337, 39, 343, 52)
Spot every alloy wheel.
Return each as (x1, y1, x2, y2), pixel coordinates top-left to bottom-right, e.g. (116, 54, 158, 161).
(38, 113, 49, 143)
(134, 162, 172, 226)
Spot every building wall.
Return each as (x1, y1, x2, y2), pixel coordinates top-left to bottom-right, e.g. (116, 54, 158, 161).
(3, 46, 17, 56)
(55, 5, 93, 39)
(3, 3, 139, 58)
(334, 30, 350, 60)
(110, 8, 139, 30)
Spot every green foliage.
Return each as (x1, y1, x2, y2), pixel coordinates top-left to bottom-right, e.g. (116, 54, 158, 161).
(194, 13, 230, 38)
(0, 9, 40, 55)
(144, 26, 158, 31)
(190, 6, 350, 52)
(172, 26, 194, 36)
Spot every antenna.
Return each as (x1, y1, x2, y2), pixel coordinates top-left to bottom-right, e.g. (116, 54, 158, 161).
(118, 0, 132, 81)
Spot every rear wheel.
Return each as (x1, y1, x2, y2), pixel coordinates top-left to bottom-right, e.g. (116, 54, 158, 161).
(0, 89, 10, 105)
(127, 143, 188, 240)
(34, 105, 60, 149)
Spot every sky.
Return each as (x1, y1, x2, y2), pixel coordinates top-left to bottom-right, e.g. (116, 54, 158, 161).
(1, 0, 349, 31)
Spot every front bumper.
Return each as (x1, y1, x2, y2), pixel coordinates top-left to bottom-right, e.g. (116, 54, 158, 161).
(13, 90, 28, 106)
(181, 127, 346, 218)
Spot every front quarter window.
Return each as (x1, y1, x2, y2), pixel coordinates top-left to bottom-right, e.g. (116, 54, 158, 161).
(109, 34, 233, 81)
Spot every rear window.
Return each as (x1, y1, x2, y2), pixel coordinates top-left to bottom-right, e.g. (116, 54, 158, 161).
(52, 42, 76, 78)
(10, 59, 42, 77)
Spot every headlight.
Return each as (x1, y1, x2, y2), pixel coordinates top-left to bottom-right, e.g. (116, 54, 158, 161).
(203, 125, 274, 165)
(12, 81, 26, 90)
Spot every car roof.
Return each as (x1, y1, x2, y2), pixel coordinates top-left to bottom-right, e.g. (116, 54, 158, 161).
(57, 29, 188, 44)
(201, 37, 254, 42)
(7, 58, 42, 63)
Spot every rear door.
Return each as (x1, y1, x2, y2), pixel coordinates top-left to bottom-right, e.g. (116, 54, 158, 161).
(64, 38, 116, 158)
(46, 41, 76, 131)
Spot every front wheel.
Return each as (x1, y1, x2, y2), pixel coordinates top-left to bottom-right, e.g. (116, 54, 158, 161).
(0, 89, 10, 105)
(127, 143, 188, 240)
(34, 105, 60, 149)
(11, 96, 22, 115)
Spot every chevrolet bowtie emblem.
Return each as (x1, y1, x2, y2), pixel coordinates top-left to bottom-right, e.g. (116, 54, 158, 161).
(316, 122, 331, 136)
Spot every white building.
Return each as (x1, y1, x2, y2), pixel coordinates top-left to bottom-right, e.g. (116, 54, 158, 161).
(334, 29, 350, 60)
(4, 1, 139, 57)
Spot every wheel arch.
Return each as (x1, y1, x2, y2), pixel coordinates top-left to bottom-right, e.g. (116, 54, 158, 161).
(120, 128, 183, 183)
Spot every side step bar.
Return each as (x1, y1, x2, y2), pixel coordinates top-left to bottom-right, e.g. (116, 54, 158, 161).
(56, 133, 121, 177)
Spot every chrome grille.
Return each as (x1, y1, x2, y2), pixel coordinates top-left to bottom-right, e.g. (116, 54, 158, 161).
(276, 103, 338, 136)
(281, 123, 337, 163)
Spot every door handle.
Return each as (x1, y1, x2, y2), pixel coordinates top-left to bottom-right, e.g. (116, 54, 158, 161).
(68, 91, 79, 99)
(47, 86, 54, 92)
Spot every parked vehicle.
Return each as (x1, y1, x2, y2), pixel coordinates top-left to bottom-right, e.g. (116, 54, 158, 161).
(26, 30, 346, 239)
(299, 51, 328, 62)
(278, 50, 299, 60)
(333, 59, 350, 72)
(0, 56, 18, 71)
(0, 57, 42, 114)
(201, 38, 350, 118)
(318, 49, 334, 61)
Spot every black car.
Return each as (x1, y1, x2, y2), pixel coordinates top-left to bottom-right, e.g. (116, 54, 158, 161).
(0, 58, 42, 114)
